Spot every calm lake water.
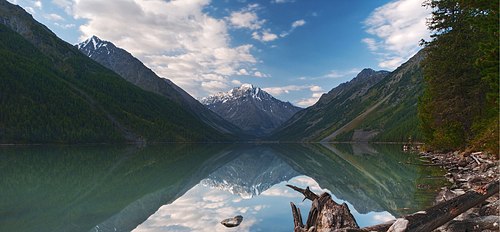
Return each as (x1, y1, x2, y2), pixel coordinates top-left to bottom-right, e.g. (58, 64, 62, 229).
(0, 143, 446, 232)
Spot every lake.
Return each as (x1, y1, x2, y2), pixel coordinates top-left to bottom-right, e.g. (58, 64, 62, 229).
(0, 143, 446, 232)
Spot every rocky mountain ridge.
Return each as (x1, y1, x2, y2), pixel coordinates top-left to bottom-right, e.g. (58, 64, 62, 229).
(0, 1, 228, 143)
(272, 50, 425, 142)
(201, 84, 302, 136)
(77, 35, 244, 137)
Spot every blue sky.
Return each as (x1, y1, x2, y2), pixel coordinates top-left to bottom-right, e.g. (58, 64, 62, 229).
(8, 0, 431, 107)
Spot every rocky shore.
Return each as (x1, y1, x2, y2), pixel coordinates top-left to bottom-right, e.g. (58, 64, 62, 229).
(420, 151, 499, 232)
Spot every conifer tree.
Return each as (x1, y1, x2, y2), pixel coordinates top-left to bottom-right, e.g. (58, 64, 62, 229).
(419, 0, 498, 153)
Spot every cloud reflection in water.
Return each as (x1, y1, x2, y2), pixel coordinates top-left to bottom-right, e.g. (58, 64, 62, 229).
(133, 176, 395, 232)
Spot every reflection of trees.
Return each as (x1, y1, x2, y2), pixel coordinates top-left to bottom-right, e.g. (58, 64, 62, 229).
(0, 145, 234, 232)
(271, 143, 444, 217)
(0, 143, 444, 232)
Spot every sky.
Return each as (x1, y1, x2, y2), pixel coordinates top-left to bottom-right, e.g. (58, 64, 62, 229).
(133, 175, 394, 231)
(7, 0, 431, 107)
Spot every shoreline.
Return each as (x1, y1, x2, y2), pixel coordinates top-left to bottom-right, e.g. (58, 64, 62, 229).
(420, 151, 499, 231)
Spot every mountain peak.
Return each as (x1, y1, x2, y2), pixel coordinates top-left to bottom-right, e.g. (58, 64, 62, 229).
(201, 84, 302, 136)
(77, 35, 114, 56)
(78, 35, 102, 49)
(202, 83, 267, 104)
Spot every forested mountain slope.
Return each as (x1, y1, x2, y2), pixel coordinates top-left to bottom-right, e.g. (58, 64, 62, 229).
(272, 51, 424, 142)
(77, 36, 244, 137)
(0, 1, 229, 143)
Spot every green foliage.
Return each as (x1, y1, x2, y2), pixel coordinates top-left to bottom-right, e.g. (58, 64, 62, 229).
(419, 0, 499, 154)
(273, 52, 425, 143)
(0, 22, 228, 143)
(333, 130, 354, 142)
(0, 144, 229, 232)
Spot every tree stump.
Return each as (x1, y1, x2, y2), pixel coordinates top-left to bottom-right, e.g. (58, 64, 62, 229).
(288, 180, 499, 232)
(288, 185, 358, 231)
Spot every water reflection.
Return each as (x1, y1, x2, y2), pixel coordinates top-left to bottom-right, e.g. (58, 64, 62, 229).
(0, 143, 445, 232)
(273, 143, 444, 216)
(201, 146, 299, 199)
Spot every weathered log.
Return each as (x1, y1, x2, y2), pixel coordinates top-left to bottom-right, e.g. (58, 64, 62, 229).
(399, 180, 499, 232)
(291, 202, 304, 230)
(288, 180, 499, 232)
(287, 184, 319, 201)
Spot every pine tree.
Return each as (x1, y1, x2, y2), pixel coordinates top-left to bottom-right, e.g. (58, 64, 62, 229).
(419, 0, 499, 153)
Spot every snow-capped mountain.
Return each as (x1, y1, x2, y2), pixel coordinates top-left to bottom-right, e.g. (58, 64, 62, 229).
(201, 148, 299, 199)
(77, 36, 244, 137)
(201, 84, 302, 136)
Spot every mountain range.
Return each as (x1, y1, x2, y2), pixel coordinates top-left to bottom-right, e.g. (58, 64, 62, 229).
(77, 36, 244, 137)
(0, 1, 229, 143)
(272, 51, 425, 142)
(201, 84, 302, 136)
(201, 146, 299, 198)
(0, 0, 425, 143)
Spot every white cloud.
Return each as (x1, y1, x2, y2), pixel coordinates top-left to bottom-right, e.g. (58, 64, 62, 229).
(237, 68, 249, 75)
(201, 80, 230, 92)
(263, 84, 325, 97)
(263, 84, 324, 106)
(296, 86, 325, 107)
(54, 22, 75, 29)
(323, 68, 360, 79)
(52, 0, 72, 14)
(134, 184, 258, 232)
(361, 38, 378, 51)
(262, 85, 307, 96)
(44, 13, 64, 21)
(252, 30, 278, 42)
(271, 0, 295, 3)
(363, 0, 431, 69)
(296, 98, 318, 107)
(280, 19, 306, 38)
(228, 5, 265, 30)
(73, 0, 258, 98)
(253, 71, 269, 78)
(34, 0, 42, 9)
(309, 85, 323, 92)
(291, 19, 305, 28)
(261, 187, 297, 198)
(379, 57, 405, 70)
(231, 79, 242, 86)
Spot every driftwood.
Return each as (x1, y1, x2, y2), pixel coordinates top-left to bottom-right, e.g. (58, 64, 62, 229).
(288, 180, 499, 232)
(287, 184, 359, 231)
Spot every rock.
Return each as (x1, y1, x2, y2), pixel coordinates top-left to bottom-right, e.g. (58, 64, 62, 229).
(387, 218, 409, 232)
(451, 189, 466, 196)
(468, 176, 486, 186)
(458, 159, 468, 167)
(480, 200, 500, 216)
(221, 215, 243, 228)
(444, 216, 500, 232)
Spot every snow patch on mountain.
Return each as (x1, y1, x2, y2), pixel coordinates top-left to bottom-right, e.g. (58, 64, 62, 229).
(200, 84, 302, 136)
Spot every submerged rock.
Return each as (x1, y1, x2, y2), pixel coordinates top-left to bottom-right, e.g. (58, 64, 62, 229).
(221, 215, 243, 228)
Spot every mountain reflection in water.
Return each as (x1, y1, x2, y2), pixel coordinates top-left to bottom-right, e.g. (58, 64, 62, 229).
(0, 143, 445, 232)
